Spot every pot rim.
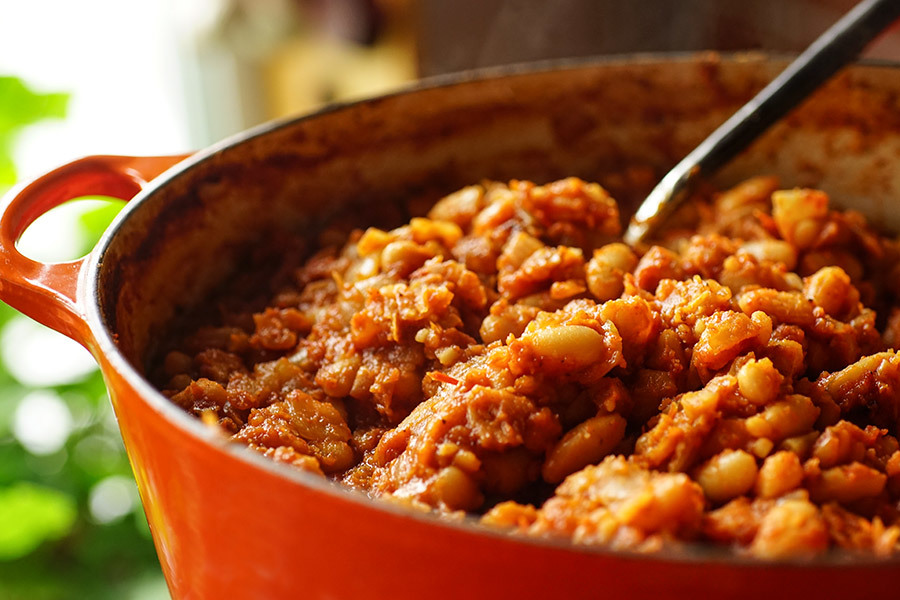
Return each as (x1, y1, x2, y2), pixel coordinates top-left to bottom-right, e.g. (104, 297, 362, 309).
(83, 51, 900, 567)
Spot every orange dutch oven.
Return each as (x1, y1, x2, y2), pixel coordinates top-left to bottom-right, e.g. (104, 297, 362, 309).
(2, 55, 900, 599)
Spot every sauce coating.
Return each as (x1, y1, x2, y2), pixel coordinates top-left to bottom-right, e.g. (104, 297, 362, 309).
(160, 176, 900, 558)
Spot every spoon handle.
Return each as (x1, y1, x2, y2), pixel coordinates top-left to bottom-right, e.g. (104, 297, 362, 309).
(624, 0, 900, 246)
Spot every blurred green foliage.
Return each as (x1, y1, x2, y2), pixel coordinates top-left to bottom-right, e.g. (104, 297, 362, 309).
(0, 482, 76, 560)
(0, 76, 67, 190)
(0, 77, 167, 599)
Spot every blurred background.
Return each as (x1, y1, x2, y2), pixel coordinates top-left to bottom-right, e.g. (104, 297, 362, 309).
(0, 0, 898, 598)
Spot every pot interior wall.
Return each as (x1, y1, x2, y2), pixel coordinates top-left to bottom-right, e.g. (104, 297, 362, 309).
(96, 55, 900, 372)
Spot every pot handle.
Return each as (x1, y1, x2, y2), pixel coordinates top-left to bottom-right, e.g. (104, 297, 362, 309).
(0, 154, 190, 347)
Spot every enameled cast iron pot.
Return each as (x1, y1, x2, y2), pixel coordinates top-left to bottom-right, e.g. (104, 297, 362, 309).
(3, 55, 900, 599)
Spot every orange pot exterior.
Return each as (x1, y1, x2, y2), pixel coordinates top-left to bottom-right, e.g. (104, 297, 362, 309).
(98, 353, 900, 599)
(94, 352, 900, 599)
(0, 154, 188, 344)
(2, 57, 900, 599)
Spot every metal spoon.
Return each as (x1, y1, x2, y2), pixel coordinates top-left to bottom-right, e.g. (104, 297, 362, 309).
(623, 0, 900, 246)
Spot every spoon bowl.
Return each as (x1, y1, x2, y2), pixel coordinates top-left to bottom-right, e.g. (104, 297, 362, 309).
(624, 0, 900, 245)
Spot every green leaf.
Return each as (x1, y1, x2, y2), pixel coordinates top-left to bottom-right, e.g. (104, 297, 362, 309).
(0, 482, 76, 560)
(0, 149, 15, 187)
(0, 77, 68, 192)
(0, 77, 68, 134)
(75, 198, 126, 256)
